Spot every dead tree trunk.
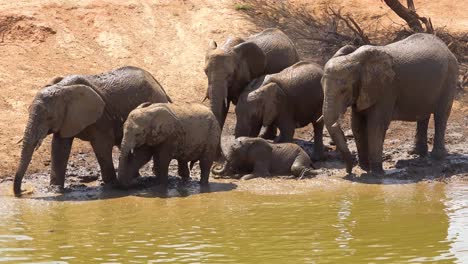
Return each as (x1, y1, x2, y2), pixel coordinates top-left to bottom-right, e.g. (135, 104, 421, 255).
(384, 0, 423, 32)
(384, 0, 434, 33)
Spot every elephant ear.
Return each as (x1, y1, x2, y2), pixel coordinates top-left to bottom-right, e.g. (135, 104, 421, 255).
(233, 42, 266, 79)
(356, 49, 395, 112)
(245, 138, 273, 162)
(332, 45, 357, 58)
(60, 84, 105, 138)
(45, 76, 64, 87)
(247, 82, 285, 127)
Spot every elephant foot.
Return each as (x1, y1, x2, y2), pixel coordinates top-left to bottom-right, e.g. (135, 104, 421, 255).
(241, 174, 259, 180)
(310, 151, 324, 161)
(358, 161, 370, 172)
(431, 148, 447, 160)
(298, 168, 318, 180)
(47, 184, 65, 194)
(369, 163, 385, 177)
(409, 146, 428, 157)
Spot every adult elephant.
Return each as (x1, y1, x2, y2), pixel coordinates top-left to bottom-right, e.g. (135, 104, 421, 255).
(204, 28, 299, 131)
(322, 33, 458, 175)
(14, 66, 172, 196)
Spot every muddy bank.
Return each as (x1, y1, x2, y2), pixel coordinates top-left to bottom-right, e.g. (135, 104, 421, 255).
(1, 128, 467, 200)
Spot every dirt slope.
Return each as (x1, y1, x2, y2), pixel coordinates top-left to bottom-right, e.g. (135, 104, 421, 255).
(0, 0, 466, 178)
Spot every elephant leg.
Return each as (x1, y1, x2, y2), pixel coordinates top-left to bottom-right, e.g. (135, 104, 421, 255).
(241, 160, 271, 180)
(351, 111, 369, 171)
(177, 159, 190, 182)
(50, 134, 74, 188)
(90, 133, 117, 184)
(291, 153, 315, 178)
(311, 121, 324, 161)
(432, 101, 452, 160)
(260, 125, 277, 140)
(128, 146, 153, 178)
(411, 116, 430, 157)
(199, 158, 212, 186)
(367, 111, 391, 176)
(154, 144, 173, 187)
(276, 118, 295, 143)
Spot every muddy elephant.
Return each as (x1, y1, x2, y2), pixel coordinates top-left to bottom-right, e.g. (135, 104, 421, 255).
(322, 33, 458, 175)
(212, 137, 316, 180)
(205, 28, 299, 131)
(117, 103, 221, 188)
(234, 61, 324, 159)
(13, 66, 172, 196)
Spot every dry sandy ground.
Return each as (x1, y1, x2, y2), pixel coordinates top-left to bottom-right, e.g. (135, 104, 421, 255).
(0, 0, 467, 188)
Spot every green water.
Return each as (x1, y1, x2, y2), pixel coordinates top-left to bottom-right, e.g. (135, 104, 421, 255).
(0, 180, 467, 263)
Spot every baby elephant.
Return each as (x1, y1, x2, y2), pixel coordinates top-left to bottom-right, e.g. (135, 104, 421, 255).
(117, 103, 221, 188)
(212, 137, 316, 180)
(235, 61, 324, 160)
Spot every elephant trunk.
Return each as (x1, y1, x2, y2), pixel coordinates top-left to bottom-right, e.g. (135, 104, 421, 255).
(14, 111, 48, 196)
(117, 138, 134, 188)
(208, 78, 228, 129)
(323, 100, 353, 174)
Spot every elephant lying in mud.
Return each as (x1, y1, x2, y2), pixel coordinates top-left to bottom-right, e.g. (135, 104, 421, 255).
(205, 28, 299, 130)
(212, 137, 316, 180)
(14, 66, 172, 196)
(234, 61, 324, 160)
(117, 103, 221, 188)
(322, 33, 458, 175)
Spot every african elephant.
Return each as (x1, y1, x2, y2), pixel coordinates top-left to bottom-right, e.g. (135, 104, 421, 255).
(234, 61, 324, 159)
(205, 28, 299, 131)
(322, 33, 458, 175)
(212, 137, 316, 180)
(117, 103, 221, 188)
(13, 66, 172, 196)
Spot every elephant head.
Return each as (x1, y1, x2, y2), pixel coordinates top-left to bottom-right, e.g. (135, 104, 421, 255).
(14, 81, 105, 196)
(235, 79, 285, 138)
(211, 137, 270, 177)
(117, 103, 180, 187)
(322, 45, 395, 173)
(204, 39, 267, 129)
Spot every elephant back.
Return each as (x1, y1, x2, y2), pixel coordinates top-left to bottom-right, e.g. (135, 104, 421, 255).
(270, 61, 324, 126)
(88, 66, 171, 121)
(169, 103, 221, 160)
(247, 28, 299, 74)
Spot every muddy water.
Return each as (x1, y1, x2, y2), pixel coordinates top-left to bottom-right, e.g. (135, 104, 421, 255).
(0, 180, 467, 263)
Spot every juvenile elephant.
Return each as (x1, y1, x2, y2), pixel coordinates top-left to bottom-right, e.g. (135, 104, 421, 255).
(212, 137, 316, 180)
(234, 61, 324, 159)
(205, 28, 299, 131)
(13, 66, 172, 196)
(322, 33, 458, 175)
(117, 103, 221, 188)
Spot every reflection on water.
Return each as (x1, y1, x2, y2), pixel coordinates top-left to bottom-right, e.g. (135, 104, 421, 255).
(0, 181, 467, 263)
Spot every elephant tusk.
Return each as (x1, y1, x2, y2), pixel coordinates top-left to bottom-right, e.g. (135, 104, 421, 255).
(130, 148, 134, 155)
(331, 122, 339, 129)
(16, 138, 23, 145)
(316, 115, 323, 123)
(224, 98, 228, 107)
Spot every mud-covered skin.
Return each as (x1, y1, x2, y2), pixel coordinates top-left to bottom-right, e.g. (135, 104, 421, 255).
(205, 28, 299, 130)
(235, 61, 324, 160)
(118, 103, 221, 188)
(13, 66, 171, 196)
(213, 137, 315, 180)
(322, 33, 459, 175)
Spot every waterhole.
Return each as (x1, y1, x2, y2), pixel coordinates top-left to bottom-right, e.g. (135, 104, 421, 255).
(0, 179, 467, 263)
